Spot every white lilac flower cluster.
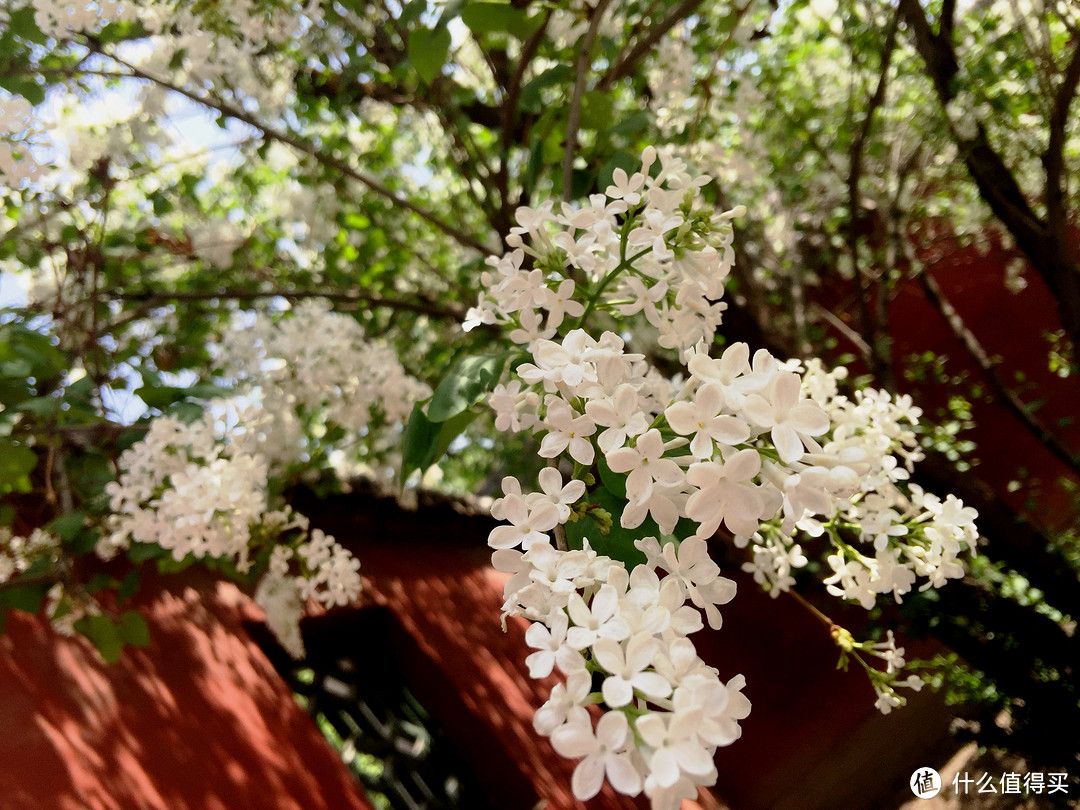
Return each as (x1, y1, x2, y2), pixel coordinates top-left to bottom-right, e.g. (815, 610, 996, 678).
(471, 147, 978, 798)
(491, 470, 750, 808)
(31, 0, 139, 38)
(214, 301, 431, 477)
(0, 525, 100, 635)
(100, 403, 361, 657)
(31, 0, 321, 44)
(30, 0, 323, 118)
(0, 94, 48, 187)
(465, 146, 741, 362)
(744, 359, 978, 610)
(0, 526, 60, 585)
(864, 630, 926, 714)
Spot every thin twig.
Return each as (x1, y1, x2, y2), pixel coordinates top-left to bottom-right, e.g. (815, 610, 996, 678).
(810, 302, 873, 360)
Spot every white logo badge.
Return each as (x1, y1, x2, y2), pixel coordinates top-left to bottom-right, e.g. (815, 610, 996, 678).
(910, 767, 942, 799)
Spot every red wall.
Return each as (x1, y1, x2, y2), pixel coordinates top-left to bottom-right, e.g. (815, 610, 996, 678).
(0, 569, 373, 810)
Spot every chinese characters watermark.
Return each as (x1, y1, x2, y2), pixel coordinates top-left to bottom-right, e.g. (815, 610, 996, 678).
(952, 770, 1070, 796)
(909, 768, 1072, 800)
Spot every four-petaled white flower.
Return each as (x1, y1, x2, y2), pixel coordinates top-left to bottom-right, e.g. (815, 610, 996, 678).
(741, 371, 830, 463)
(684, 449, 765, 540)
(665, 383, 750, 459)
(539, 396, 597, 465)
(606, 429, 683, 505)
(487, 493, 561, 550)
(550, 712, 643, 800)
(566, 585, 630, 649)
(592, 634, 671, 707)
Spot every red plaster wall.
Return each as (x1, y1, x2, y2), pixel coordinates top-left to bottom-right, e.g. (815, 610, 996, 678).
(0, 569, 373, 810)
(888, 243, 1080, 527)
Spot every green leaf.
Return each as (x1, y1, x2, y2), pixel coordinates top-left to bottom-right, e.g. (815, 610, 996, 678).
(136, 384, 185, 409)
(117, 571, 141, 605)
(520, 65, 573, 112)
(9, 6, 47, 44)
(127, 541, 168, 563)
(606, 112, 651, 138)
(564, 486, 649, 567)
(12, 395, 60, 416)
(408, 27, 451, 84)
(149, 190, 174, 216)
(74, 614, 123, 663)
(96, 19, 142, 45)
(10, 327, 66, 379)
(0, 75, 44, 106)
(84, 574, 120, 595)
(461, 2, 542, 39)
(597, 456, 626, 499)
(0, 442, 36, 493)
(580, 90, 614, 131)
(156, 555, 195, 574)
(431, 408, 479, 466)
(401, 402, 439, 485)
(428, 352, 508, 422)
(46, 512, 85, 542)
(117, 610, 150, 647)
(400, 404, 477, 484)
(138, 381, 227, 410)
(0, 583, 48, 614)
(48, 511, 99, 555)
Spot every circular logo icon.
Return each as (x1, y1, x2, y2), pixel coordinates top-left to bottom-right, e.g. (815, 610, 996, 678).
(910, 767, 942, 799)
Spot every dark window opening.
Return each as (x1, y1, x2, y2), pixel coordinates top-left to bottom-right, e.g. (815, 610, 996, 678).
(249, 608, 505, 810)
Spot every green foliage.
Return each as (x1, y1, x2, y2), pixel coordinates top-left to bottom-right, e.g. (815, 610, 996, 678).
(73, 610, 150, 663)
(461, 2, 542, 40)
(564, 485, 649, 567)
(400, 404, 478, 486)
(427, 353, 511, 423)
(407, 27, 451, 84)
(0, 442, 36, 494)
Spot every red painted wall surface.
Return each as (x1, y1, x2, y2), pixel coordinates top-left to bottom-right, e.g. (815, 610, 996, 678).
(888, 243, 1080, 528)
(0, 569, 373, 810)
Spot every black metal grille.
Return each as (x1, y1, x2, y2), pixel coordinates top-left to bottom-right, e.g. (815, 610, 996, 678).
(251, 608, 500, 810)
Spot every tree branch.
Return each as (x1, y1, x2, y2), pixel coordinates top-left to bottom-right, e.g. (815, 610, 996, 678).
(896, 0, 1043, 243)
(846, 9, 900, 382)
(109, 288, 467, 321)
(918, 265, 1080, 480)
(596, 0, 707, 91)
(1043, 35, 1080, 246)
(95, 49, 497, 257)
(896, 0, 1080, 352)
(563, 0, 614, 202)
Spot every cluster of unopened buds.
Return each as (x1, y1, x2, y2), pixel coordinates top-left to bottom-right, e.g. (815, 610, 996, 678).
(471, 147, 978, 805)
